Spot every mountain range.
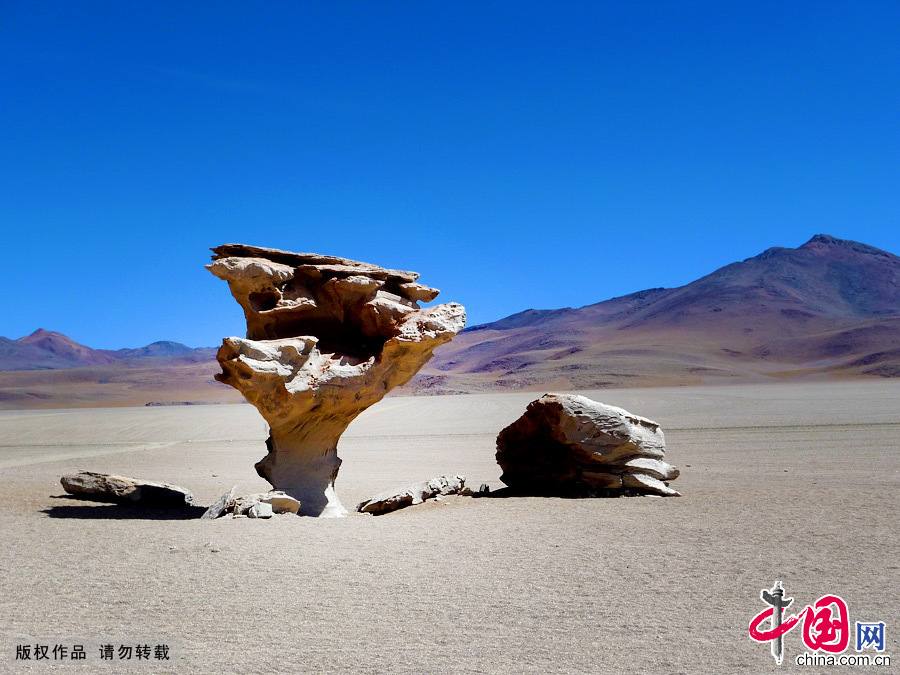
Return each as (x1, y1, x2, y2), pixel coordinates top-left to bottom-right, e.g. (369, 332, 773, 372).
(1, 234, 897, 407)
(0, 328, 214, 370)
(410, 234, 900, 392)
(0, 331, 222, 408)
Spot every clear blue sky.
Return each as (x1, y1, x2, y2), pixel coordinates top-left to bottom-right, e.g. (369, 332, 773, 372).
(2, 1, 898, 348)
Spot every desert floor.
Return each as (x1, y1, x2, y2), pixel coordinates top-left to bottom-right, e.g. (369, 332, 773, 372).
(1, 381, 898, 674)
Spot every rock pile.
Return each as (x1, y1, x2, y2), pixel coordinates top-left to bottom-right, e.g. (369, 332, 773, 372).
(201, 487, 301, 519)
(496, 394, 680, 496)
(207, 243, 465, 517)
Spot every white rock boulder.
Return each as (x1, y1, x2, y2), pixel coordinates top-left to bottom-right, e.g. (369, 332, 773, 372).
(496, 394, 680, 496)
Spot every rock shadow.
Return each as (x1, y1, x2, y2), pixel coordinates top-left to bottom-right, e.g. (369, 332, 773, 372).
(471, 487, 644, 499)
(43, 496, 206, 520)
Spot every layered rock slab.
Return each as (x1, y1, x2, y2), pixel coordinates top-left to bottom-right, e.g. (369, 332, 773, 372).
(496, 394, 680, 496)
(208, 244, 465, 516)
(60, 472, 194, 507)
(357, 475, 466, 515)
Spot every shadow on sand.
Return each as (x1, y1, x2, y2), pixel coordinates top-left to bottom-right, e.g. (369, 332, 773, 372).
(43, 495, 206, 520)
(473, 486, 634, 499)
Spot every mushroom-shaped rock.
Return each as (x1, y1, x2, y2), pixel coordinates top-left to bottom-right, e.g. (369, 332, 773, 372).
(208, 244, 466, 516)
(496, 394, 680, 496)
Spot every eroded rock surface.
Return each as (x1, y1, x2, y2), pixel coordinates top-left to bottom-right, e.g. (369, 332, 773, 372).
(208, 244, 465, 516)
(496, 394, 680, 496)
(60, 472, 194, 507)
(357, 475, 466, 515)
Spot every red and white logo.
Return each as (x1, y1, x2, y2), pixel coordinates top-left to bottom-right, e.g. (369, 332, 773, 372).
(748, 580, 888, 666)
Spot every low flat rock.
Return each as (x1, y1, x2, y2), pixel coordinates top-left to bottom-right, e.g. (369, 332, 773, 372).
(357, 475, 466, 515)
(620, 457, 680, 481)
(622, 473, 681, 497)
(60, 472, 193, 508)
(260, 491, 301, 514)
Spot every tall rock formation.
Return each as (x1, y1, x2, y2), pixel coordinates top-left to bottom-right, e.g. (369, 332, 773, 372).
(208, 244, 465, 516)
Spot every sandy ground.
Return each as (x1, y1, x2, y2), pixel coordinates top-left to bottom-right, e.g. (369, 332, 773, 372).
(1, 381, 898, 674)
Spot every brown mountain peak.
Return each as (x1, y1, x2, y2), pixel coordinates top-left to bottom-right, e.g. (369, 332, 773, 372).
(19, 328, 77, 344)
(799, 234, 895, 258)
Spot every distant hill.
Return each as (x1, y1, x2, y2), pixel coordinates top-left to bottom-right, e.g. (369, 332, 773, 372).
(0, 329, 215, 371)
(0, 331, 227, 409)
(410, 234, 900, 392)
(112, 340, 215, 361)
(1, 329, 117, 370)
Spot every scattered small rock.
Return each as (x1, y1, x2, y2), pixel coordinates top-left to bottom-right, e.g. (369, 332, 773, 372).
(460, 482, 491, 498)
(202, 488, 300, 519)
(201, 486, 237, 519)
(247, 502, 273, 519)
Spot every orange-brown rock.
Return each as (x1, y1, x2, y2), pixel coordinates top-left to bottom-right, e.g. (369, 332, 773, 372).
(208, 244, 465, 516)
